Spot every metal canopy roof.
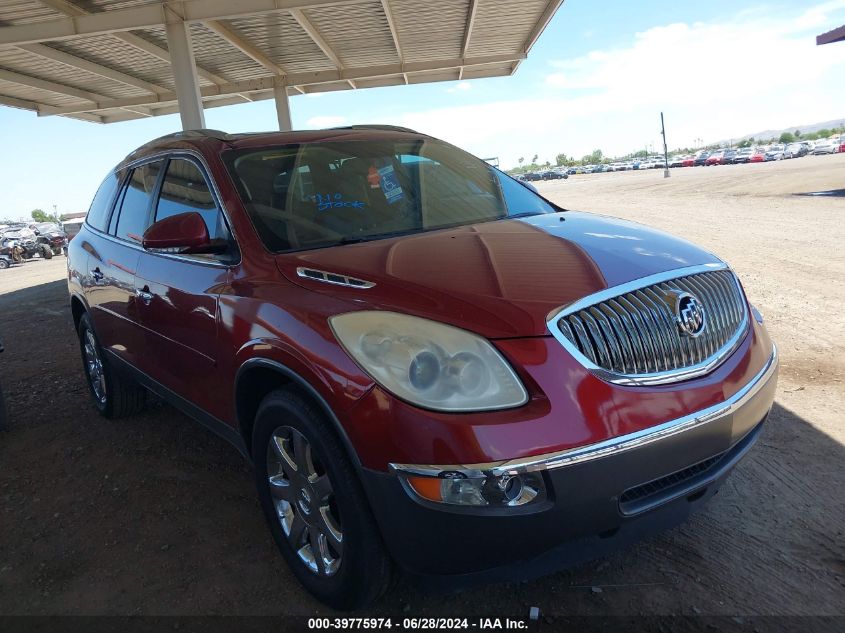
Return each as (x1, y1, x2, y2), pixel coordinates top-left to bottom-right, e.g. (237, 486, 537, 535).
(0, 0, 563, 124)
(817, 24, 845, 45)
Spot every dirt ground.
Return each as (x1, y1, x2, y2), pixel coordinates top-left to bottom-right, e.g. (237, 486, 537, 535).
(0, 155, 843, 619)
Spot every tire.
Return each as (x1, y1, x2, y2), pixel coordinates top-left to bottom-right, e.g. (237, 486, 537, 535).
(252, 387, 393, 610)
(0, 259, 8, 270)
(77, 313, 146, 419)
(41, 246, 53, 259)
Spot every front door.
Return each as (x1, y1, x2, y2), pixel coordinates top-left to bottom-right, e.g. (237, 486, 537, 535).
(134, 156, 237, 423)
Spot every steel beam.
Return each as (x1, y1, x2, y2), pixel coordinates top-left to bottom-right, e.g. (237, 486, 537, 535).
(37, 53, 526, 116)
(17, 43, 168, 94)
(204, 20, 288, 76)
(164, 20, 205, 129)
(36, 0, 231, 86)
(274, 85, 292, 131)
(461, 0, 479, 57)
(1, 0, 364, 46)
(289, 8, 355, 89)
(0, 67, 105, 102)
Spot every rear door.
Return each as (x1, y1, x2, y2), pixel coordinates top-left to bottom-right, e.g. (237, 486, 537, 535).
(85, 160, 164, 371)
(134, 155, 237, 422)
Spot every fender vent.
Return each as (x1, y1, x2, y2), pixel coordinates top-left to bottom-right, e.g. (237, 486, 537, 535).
(296, 267, 375, 289)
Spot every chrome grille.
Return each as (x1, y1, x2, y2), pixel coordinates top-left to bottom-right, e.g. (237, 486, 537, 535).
(551, 266, 748, 385)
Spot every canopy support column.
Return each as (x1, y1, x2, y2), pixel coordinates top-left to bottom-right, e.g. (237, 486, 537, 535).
(165, 20, 205, 130)
(274, 86, 292, 131)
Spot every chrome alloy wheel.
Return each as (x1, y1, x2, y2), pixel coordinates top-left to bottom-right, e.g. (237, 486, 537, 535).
(266, 426, 343, 576)
(83, 329, 106, 404)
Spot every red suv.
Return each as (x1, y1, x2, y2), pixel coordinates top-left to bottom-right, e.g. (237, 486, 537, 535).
(68, 127, 778, 609)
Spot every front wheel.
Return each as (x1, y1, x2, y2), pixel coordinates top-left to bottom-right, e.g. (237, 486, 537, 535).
(252, 387, 393, 610)
(41, 246, 53, 259)
(0, 259, 8, 270)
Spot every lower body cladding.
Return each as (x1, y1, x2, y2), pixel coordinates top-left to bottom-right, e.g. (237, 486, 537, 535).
(360, 346, 778, 588)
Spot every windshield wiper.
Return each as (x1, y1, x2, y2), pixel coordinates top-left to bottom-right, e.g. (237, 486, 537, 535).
(333, 228, 422, 246)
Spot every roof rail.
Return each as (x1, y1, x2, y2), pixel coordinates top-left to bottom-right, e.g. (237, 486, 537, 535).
(124, 129, 233, 161)
(329, 124, 419, 134)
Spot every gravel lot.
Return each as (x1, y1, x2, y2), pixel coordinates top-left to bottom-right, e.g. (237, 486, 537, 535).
(0, 155, 843, 619)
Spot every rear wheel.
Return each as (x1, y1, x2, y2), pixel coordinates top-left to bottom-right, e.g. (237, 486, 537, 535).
(252, 387, 392, 610)
(0, 259, 8, 270)
(77, 313, 146, 419)
(41, 246, 53, 259)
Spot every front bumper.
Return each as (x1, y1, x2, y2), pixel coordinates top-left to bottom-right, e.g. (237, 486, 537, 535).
(361, 345, 778, 584)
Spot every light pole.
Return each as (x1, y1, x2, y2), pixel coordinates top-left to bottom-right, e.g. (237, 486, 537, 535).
(661, 112, 670, 178)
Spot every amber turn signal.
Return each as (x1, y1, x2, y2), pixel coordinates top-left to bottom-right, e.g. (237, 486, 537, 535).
(407, 476, 443, 502)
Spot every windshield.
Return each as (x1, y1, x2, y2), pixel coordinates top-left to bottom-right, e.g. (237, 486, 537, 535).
(224, 138, 557, 252)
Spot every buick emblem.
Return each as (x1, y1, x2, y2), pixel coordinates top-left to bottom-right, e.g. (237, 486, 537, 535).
(669, 291, 706, 337)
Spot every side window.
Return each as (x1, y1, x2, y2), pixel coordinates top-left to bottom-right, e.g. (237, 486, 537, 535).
(113, 161, 163, 242)
(155, 158, 229, 244)
(85, 171, 120, 232)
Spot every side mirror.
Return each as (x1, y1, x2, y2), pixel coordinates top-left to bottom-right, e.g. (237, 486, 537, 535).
(142, 212, 212, 254)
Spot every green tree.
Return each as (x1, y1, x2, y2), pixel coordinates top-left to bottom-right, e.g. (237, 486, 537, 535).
(531, 154, 538, 163)
(794, 129, 801, 138)
(518, 157, 524, 165)
(31, 209, 58, 223)
(779, 132, 795, 144)
(817, 128, 831, 138)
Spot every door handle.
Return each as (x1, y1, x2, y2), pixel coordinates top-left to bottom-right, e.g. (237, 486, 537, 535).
(91, 267, 104, 282)
(135, 287, 153, 305)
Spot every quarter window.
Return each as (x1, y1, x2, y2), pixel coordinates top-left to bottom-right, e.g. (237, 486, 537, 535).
(85, 171, 120, 232)
(113, 161, 163, 242)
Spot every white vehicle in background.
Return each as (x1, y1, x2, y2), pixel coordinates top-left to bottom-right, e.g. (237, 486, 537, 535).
(765, 144, 786, 161)
(812, 139, 839, 155)
(61, 217, 85, 242)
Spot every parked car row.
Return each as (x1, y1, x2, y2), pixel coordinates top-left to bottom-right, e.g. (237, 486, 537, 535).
(530, 136, 844, 179)
(517, 168, 569, 182)
(675, 138, 843, 168)
(0, 222, 68, 269)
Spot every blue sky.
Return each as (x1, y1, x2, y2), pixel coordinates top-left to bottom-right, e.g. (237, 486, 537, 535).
(2, 0, 845, 220)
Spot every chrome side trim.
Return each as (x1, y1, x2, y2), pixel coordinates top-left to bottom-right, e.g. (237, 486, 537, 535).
(296, 267, 375, 289)
(390, 344, 777, 479)
(85, 149, 242, 269)
(547, 263, 750, 386)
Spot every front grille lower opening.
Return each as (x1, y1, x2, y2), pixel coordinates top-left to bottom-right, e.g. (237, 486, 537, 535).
(620, 452, 724, 507)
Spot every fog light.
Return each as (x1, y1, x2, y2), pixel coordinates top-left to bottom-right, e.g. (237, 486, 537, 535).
(405, 472, 543, 507)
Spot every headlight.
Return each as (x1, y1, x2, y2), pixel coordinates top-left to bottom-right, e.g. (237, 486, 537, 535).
(329, 311, 528, 412)
(401, 472, 545, 507)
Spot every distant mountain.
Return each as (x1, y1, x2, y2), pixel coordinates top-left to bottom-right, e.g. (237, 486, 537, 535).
(721, 118, 845, 144)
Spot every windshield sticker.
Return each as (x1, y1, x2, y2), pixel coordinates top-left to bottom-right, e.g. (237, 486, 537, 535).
(377, 165, 404, 204)
(315, 193, 365, 212)
(367, 166, 380, 189)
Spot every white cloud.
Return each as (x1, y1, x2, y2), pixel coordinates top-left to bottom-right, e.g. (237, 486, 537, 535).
(377, 2, 845, 168)
(305, 115, 348, 127)
(446, 81, 473, 93)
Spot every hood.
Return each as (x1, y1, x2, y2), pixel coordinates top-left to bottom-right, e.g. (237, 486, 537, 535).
(275, 211, 721, 338)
